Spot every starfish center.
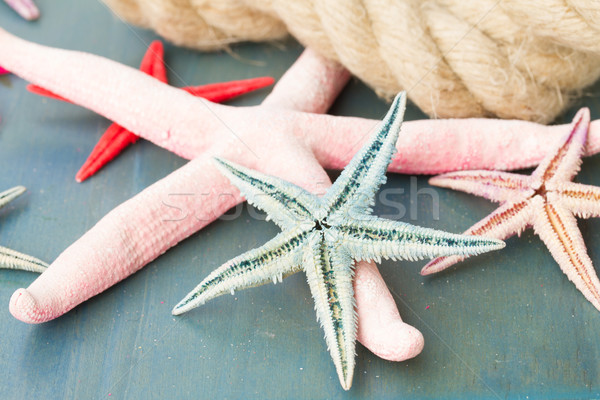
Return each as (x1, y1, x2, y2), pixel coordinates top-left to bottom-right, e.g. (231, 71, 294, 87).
(314, 219, 331, 231)
(533, 183, 548, 198)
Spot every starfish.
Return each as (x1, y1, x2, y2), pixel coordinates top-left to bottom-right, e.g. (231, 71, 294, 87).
(27, 40, 274, 182)
(0, 27, 596, 355)
(421, 109, 600, 311)
(172, 93, 504, 390)
(0, 186, 47, 273)
(3, 0, 38, 21)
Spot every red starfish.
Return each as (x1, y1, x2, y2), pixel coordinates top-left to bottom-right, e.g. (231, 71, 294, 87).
(27, 40, 274, 182)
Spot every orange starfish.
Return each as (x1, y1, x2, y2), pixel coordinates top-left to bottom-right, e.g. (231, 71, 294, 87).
(422, 109, 600, 311)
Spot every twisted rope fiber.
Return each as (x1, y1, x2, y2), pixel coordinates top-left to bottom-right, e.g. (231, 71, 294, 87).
(103, 0, 600, 123)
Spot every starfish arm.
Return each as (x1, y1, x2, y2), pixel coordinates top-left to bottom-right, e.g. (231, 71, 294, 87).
(26, 84, 70, 102)
(533, 197, 600, 311)
(0, 245, 47, 273)
(429, 170, 533, 203)
(580, 120, 599, 158)
(323, 93, 406, 218)
(304, 232, 357, 390)
(213, 157, 319, 229)
(72, 40, 166, 182)
(9, 156, 243, 324)
(261, 48, 350, 113)
(172, 225, 311, 315)
(311, 115, 600, 176)
(353, 260, 424, 361)
(3, 0, 39, 21)
(182, 77, 275, 102)
(75, 124, 138, 183)
(0, 185, 25, 208)
(139, 40, 168, 83)
(338, 216, 505, 263)
(556, 182, 600, 219)
(532, 108, 590, 186)
(0, 186, 49, 272)
(421, 200, 534, 275)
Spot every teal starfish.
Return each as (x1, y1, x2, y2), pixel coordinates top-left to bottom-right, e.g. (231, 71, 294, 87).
(172, 93, 505, 390)
(0, 186, 48, 273)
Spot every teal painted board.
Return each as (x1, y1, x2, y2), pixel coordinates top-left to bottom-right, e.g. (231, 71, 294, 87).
(0, 1, 600, 399)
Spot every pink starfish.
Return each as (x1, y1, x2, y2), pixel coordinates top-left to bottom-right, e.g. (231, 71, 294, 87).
(3, 0, 39, 21)
(0, 29, 427, 363)
(421, 109, 600, 311)
(0, 27, 599, 359)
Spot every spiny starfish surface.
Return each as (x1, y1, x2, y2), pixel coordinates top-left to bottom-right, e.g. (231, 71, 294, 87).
(422, 109, 600, 311)
(27, 40, 274, 182)
(0, 27, 596, 353)
(173, 94, 504, 390)
(0, 186, 47, 273)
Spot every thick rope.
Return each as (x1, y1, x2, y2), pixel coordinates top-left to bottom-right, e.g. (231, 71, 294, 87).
(103, 0, 600, 122)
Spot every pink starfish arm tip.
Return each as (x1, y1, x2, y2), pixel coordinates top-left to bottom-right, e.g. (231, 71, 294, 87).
(4, 0, 39, 20)
(534, 108, 590, 187)
(9, 288, 41, 322)
(355, 261, 424, 361)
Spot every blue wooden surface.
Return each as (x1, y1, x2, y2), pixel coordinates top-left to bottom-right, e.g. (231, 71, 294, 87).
(1, 1, 600, 399)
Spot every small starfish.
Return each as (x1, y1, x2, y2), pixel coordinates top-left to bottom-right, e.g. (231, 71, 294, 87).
(3, 0, 38, 21)
(421, 109, 600, 311)
(0, 186, 47, 273)
(27, 40, 274, 182)
(173, 94, 504, 390)
(0, 65, 8, 74)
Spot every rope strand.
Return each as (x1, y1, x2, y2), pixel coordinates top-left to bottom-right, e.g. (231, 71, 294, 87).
(103, 0, 600, 122)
